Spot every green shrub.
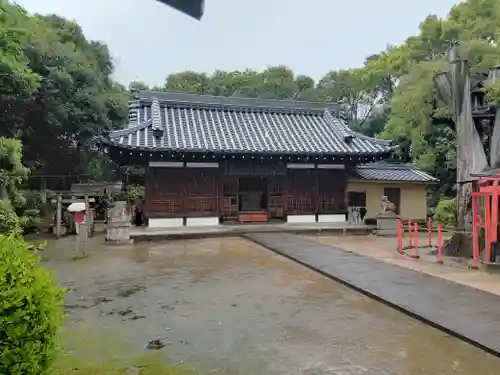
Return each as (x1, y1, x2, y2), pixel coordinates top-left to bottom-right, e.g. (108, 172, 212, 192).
(10, 191, 44, 234)
(0, 199, 21, 234)
(121, 184, 144, 203)
(10, 192, 26, 210)
(433, 198, 456, 227)
(22, 190, 43, 211)
(20, 209, 41, 233)
(0, 235, 65, 374)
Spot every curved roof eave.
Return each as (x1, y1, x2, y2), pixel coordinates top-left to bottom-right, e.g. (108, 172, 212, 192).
(109, 120, 152, 138)
(351, 131, 394, 147)
(103, 139, 393, 157)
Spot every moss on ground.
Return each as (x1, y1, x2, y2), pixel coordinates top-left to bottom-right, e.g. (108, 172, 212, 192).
(51, 352, 201, 375)
(49, 325, 205, 375)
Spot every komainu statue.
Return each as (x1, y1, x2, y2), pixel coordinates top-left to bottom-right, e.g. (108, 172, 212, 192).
(380, 196, 396, 214)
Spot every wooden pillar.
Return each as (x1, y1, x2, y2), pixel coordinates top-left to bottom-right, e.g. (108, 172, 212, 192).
(284, 169, 289, 215)
(55, 194, 62, 238)
(84, 194, 91, 236)
(216, 166, 221, 218)
(314, 169, 319, 215)
(144, 165, 150, 222)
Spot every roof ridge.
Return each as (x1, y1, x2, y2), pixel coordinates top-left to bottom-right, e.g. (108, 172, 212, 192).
(138, 90, 342, 113)
(323, 109, 353, 142)
(151, 99, 162, 130)
(411, 168, 438, 181)
(127, 98, 140, 127)
(110, 119, 153, 137)
(349, 131, 393, 146)
(357, 162, 416, 170)
(320, 112, 393, 147)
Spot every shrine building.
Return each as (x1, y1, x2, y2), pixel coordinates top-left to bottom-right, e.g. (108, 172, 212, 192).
(104, 90, 435, 228)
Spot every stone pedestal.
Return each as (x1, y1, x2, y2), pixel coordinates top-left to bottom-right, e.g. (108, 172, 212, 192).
(106, 201, 133, 245)
(376, 212, 398, 236)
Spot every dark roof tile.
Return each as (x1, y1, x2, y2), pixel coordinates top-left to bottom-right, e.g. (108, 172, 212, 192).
(108, 92, 395, 156)
(352, 162, 437, 183)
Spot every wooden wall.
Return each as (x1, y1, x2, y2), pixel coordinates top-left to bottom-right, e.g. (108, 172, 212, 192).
(286, 169, 348, 215)
(145, 165, 348, 219)
(145, 167, 218, 218)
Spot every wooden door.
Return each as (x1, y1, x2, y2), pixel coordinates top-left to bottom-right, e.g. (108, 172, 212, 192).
(146, 167, 184, 218)
(286, 169, 315, 214)
(316, 169, 347, 214)
(384, 187, 401, 214)
(184, 169, 218, 217)
(268, 176, 285, 219)
(221, 176, 238, 220)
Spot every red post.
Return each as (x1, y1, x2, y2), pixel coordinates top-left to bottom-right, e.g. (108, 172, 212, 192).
(397, 219, 403, 254)
(413, 223, 419, 258)
(472, 194, 479, 267)
(437, 224, 443, 264)
(491, 181, 499, 243)
(427, 217, 433, 247)
(408, 219, 413, 248)
(485, 194, 491, 264)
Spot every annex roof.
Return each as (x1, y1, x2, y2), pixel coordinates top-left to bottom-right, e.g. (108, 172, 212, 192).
(106, 91, 395, 157)
(351, 162, 437, 183)
(470, 167, 500, 178)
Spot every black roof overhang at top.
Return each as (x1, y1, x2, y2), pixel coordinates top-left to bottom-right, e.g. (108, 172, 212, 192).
(156, 0, 204, 20)
(103, 139, 394, 165)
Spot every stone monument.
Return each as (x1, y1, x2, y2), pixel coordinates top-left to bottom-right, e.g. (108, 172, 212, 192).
(376, 196, 398, 236)
(106, 200, 133, 244)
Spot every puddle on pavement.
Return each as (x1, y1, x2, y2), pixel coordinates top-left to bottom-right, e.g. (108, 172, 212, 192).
(39, 235, 500, 375)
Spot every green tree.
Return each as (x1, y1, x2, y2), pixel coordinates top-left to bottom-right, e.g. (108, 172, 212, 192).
(0, 137, 30, 234)
(1, 4, 128, 179)
(0, 137, 29, 199)
(0, 1, 40, 138)
(164, 71, 210, 94)
(129, 80, 150, 91)
(21, 14, 128, 175)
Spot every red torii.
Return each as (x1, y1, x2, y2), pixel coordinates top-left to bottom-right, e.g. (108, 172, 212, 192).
(471, 169, 500, 266)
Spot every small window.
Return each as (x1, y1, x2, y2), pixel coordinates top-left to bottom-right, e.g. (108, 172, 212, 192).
(348, 191, 366, 207)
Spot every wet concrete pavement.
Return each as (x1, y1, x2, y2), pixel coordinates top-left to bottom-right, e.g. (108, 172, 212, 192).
(246, 232, 500, 357)
(41, 235, 500, 374)
(315, 234, 500, 296)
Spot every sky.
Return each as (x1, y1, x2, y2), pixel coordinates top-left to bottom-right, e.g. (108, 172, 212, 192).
(15, 0, 461, 86)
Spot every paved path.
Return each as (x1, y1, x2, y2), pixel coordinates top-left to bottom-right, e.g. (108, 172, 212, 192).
(316, 235, 500, 296)
(244, 232, 500, 356)
(130, 222, 373, 241)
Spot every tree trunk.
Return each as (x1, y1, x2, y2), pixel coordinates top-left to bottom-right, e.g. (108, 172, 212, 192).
(488, 67, 500, 168)
(436, 56, 489, 257)
(455, 62, 488, 231)
(490, 111, 500, 168)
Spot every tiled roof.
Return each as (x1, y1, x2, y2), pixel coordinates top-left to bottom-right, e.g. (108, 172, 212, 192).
(352, 162, 437, 183)
(107, 91, 395, 156)
(471, 167, 500, 178)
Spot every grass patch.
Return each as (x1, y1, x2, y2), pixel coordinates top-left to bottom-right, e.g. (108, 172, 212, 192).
(50, 352, 201, 375)
(51, 325, 207, 375)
